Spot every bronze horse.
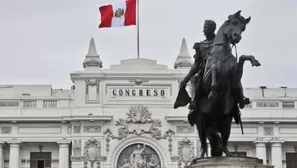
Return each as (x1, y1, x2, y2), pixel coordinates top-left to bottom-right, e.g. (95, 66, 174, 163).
(193, 10, 261, 158)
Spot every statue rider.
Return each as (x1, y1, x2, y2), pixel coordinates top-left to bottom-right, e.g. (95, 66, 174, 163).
(178, 20, 216, 126)
(179, 20, 250, 126)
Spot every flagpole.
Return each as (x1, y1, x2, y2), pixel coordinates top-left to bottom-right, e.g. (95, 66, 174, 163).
(136, 0, 140, 58)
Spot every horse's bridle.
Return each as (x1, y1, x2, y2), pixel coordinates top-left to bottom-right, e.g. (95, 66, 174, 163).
(205, 26, 239, 62)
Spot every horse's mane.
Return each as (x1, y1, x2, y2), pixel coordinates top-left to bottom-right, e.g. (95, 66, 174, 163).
(223, 11, 250, 26)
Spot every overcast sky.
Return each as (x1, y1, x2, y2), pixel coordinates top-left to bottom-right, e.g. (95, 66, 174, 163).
(0, 0, 296, 89)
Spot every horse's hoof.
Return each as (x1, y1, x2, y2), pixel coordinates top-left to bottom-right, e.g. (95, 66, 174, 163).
(252, 60, 261, 67)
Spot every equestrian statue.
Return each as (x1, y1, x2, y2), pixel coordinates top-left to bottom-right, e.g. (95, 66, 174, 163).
(174, 10, 261, 158)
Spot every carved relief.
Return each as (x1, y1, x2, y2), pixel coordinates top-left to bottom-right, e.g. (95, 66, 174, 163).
(83, 125, 102, 133)
(85, 79, 100, 104)
(126, 104, 152, 124)
(171, 138, 195, 168)
(104, 104, 175, 155)
(73, 126, 81, 134)
(117, 143, 161, 168)
(67, 126, 72, 134)
(96, 161, 101, 168)
(179, 139, 195, 162)
(105, 136, 111, 154)
(176, 126, 195, 134)
(84, 139, 100, 160)
(129, 78, 149, 86)
(171, 156, 180, 162)
(0, 100, 19, 107)
(256, 101, 279, 108)
(264, 127, 274, 136)
(71, 156, 82, 162)
(282, 101, 295, 108)
(71, 140, 82, 162)
(1, 127, 12, 134)
(82, 139, 107, 168)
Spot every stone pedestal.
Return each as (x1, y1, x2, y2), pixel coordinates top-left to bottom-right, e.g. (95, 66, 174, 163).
(186, 157, 274, 168)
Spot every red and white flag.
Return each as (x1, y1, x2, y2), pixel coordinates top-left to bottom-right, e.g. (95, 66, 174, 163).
(99, 0, 136, 28)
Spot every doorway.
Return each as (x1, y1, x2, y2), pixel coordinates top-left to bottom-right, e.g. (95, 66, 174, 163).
(30, 152, 51, 168)
(37, 160, 44, 168)
(286, 153, 297, 168)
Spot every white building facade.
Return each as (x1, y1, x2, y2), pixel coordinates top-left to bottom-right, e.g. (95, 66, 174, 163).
(0, 38, 296, 168)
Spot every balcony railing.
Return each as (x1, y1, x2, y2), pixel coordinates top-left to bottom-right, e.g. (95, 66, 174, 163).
(43, 100, 57, 108)
(244, 100, 296, 109)
(23, 100, 37, 108)
(0, 99, 71, 109)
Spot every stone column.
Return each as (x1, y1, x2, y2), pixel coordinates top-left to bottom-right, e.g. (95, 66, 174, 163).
(0, 143, 3, 168)
(271, 140, 283, 168)
(9, 143, 20, 168)
(254, 140, 267, 165)
(58, 142, 70, 168)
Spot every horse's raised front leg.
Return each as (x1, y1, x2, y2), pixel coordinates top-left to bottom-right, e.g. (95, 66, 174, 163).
(208, 64, 217, 102)
(237, 55, 261, 80)
(235, 55, 260, 108)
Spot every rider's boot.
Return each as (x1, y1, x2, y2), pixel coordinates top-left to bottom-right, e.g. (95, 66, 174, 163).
(239, 95, 250, 109)
(235, 83, 251, 109)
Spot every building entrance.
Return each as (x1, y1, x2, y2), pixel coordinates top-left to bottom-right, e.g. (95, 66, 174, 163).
(286, 153, 297, 168)
(30, 152, 51, 168)
(37, 160, 44, 168)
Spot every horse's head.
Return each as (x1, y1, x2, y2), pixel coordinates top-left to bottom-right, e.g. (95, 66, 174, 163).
(223, 10, 251, 44)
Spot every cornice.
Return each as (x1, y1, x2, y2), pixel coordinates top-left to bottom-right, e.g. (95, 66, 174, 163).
(0, 115, 113, 122)
(165, 116, 297, 123)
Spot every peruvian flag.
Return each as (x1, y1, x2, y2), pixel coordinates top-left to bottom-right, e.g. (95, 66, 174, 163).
(99, 0, 136, 28)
